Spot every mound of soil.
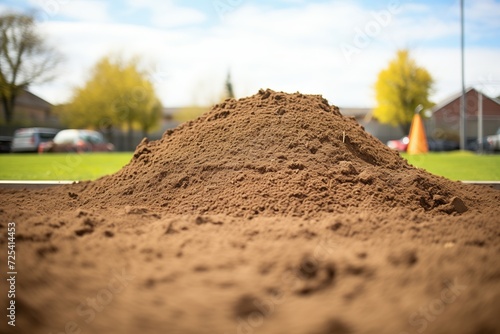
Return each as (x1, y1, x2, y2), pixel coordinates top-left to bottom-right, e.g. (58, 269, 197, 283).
(47, 89, 480, 217)
(1, 89, 499, 334)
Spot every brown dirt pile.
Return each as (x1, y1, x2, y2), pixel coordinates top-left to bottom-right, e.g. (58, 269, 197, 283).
(68, 89, 475, 216)
(1, 89, 500, 334)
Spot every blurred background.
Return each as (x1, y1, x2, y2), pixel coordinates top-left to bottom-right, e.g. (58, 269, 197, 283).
(1, 0, 499, 152)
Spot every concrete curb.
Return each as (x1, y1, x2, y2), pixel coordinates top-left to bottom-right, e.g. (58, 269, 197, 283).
(461, 181, 500, 190)
(0, 180, 78, 189)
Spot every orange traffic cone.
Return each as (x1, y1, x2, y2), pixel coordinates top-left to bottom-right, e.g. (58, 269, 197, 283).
(407, 113, 428, 154)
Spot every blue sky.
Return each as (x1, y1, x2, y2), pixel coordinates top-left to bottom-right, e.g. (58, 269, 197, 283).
(1, 0, 500, 108)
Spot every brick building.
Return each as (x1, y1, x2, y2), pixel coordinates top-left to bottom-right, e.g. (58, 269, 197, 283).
(0, 89, 57, 127)
(426, 88, 500, 141)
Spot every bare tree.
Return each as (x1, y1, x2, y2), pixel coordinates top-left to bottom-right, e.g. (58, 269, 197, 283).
(0, 12, 61, 124)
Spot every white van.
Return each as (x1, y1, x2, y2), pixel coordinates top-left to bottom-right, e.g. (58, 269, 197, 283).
(11, 128, 60, 153)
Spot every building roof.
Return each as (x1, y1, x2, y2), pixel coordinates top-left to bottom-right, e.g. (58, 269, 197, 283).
(431, 87, 500, 113)
(15, 89, 52, 110)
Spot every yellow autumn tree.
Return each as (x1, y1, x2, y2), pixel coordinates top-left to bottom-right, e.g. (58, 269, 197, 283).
(373, 49, 434, 134)
(60, 55, 162, 148)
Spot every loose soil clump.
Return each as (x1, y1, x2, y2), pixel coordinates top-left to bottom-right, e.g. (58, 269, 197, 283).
(1, 89, 499, 334)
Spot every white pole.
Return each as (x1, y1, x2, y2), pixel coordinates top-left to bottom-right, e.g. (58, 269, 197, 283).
(459, 0, 466, 151)
(478, 91, 483, 153)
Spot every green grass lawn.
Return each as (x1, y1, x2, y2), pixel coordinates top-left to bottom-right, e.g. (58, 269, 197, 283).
(0, 151, 499, 181)
(401, 151, 500, 181)
(0, 153, 133, 181)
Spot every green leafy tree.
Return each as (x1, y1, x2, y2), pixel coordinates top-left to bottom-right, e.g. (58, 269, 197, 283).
(62, 55, 162, 149)
(373, 49, 434, 134)
(0, 12, 61, 124)
(136, 99, 162, 138)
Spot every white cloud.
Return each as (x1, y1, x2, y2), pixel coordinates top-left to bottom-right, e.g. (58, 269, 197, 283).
(26, 0, 500, 110)
(28, 0, 111, 22)
(467, 0, 500, 25)
(126, 0, 206, 27)
(35, 19, 188, 97)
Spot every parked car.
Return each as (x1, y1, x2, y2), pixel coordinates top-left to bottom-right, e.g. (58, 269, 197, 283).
(387, 136, 409, 152)
(40, 129, 114, 153)
(427, 138, 460, 152)
(11, 128, 59, 153)
(486, 128, 500, 151)
(0, 136, 12, 153)
(387, 136, 460, 152)
(467, 138, 492, 152)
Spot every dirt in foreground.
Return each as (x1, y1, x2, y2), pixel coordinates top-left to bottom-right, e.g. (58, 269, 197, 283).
(1, 89, 499, 334)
